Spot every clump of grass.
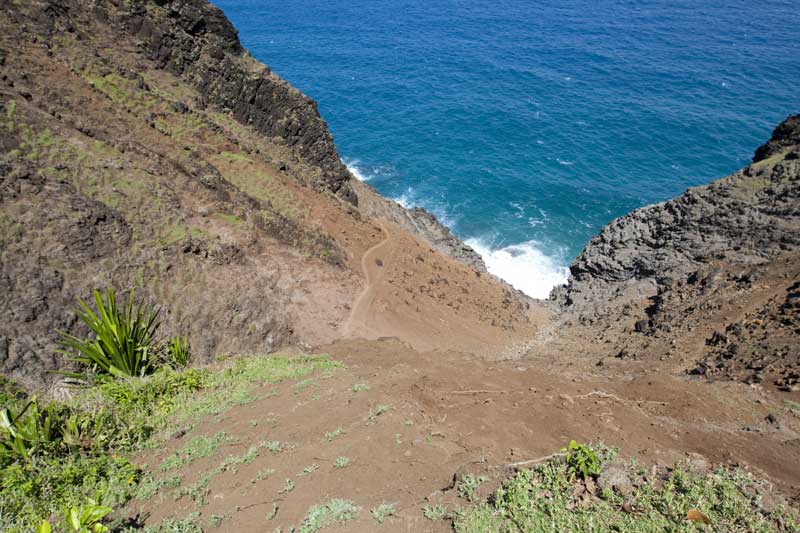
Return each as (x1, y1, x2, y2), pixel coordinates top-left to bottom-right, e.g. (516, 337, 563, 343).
(298, 498, 360, 532)
(457, 474, 487, 502)
(252, 468, 276, 484)
(218, 445, 261, 475)
(351, 383, 369, 392)
(262, 440, 283, 453)
(208, 513, 227, 528)
(324, 427, 345, 441)
(423, 504, 448, 520)
(334, 456, 350, 469)
(371, 502, 396, 524)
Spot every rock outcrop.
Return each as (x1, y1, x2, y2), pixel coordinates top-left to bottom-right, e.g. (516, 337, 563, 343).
(552, 114, 800, 323)
(352, 180, 487, 272)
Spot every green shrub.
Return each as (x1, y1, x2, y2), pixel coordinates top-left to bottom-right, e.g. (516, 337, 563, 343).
(561, 440, 601, 480)
(59, 289, 160, 379)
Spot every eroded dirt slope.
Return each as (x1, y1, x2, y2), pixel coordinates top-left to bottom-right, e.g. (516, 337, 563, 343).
(0, 0, 533, 387)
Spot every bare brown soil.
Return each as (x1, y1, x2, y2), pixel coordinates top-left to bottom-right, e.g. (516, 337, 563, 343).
(128, 337, 800, 531)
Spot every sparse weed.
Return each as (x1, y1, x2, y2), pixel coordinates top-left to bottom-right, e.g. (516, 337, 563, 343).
(367, 404, 391, 423)
(324, 427, 345, 441)
(179, 471, 215, 506)
(452, 451, 799, 532)
(262, 440, 283, 453)
(266, 504, 278, 521)
(334, 456, 350, 468)
(136, 474, 181, 500)
(208, 513, 227, 528)
(160, 432, 230, 471)
(371, 503, 396, 524)
(351, 383, 369, 392)
(458, 474, 487, 502)
(294, 378, 315, 392)
(252, 468, 276, 484)
(299, 464, 319, 476)
(278, 478, 295, 494)
(423, 504, 448, 520)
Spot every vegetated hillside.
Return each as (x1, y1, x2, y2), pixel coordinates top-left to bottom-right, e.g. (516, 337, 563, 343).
(552, 114, 800, 392)
(0, 0, 531, 388)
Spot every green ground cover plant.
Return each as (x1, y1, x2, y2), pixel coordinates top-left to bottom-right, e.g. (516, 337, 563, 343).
(297, 498, 360, 532)
(0, 292, 342, 533)
(452, 442, 798, 532)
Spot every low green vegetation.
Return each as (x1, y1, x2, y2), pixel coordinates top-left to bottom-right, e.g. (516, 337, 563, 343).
(452, 442, 798, 532)
(297, 498, 360, 532)
(0, 288, 343, 532)
(334, 456, 351, 469)
(562, 439, 602, 480)
(324, 427, 345, 441)
(370, 502, 397, 524)
(160, 432, 231, 471)
(457, 474, 487, 502)
(366, 404, 391, 423)
(423, 504, 448, 521)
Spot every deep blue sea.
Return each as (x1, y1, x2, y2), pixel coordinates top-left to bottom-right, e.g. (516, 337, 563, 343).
(213, 0, 800, 298)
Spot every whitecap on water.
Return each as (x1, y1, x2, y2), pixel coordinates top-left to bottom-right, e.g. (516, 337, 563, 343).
(466, 238, 569, 299)
(343, 157, 372, 181)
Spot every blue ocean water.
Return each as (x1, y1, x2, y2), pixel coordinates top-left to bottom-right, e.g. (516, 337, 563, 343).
(213, 0, 800, 298)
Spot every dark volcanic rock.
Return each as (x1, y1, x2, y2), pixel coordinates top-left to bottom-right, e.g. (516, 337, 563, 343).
(753, 114, 800, 163)
(552, 113, 800, 322)
(352, 180, 487, 273)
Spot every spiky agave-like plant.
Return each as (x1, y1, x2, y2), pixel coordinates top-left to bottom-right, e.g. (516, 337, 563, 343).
(168, 335, 191, 368)
(59, 288, 160, 379)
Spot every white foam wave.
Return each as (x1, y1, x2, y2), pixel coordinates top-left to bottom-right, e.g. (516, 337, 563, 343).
(343, 157, 371, 181)
(466, 238, 568, 299)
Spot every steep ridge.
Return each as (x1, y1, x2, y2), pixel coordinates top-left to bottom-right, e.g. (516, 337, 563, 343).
(551, 115, 800, 391)
(0, 0, 531, 387)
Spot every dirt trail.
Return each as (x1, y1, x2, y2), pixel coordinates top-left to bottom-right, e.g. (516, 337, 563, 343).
(342, 220, 392, 338)
(339, 219, 546, 355)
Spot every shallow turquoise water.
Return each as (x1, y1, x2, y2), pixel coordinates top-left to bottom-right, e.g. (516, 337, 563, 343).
(213, 0, 800, 297)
